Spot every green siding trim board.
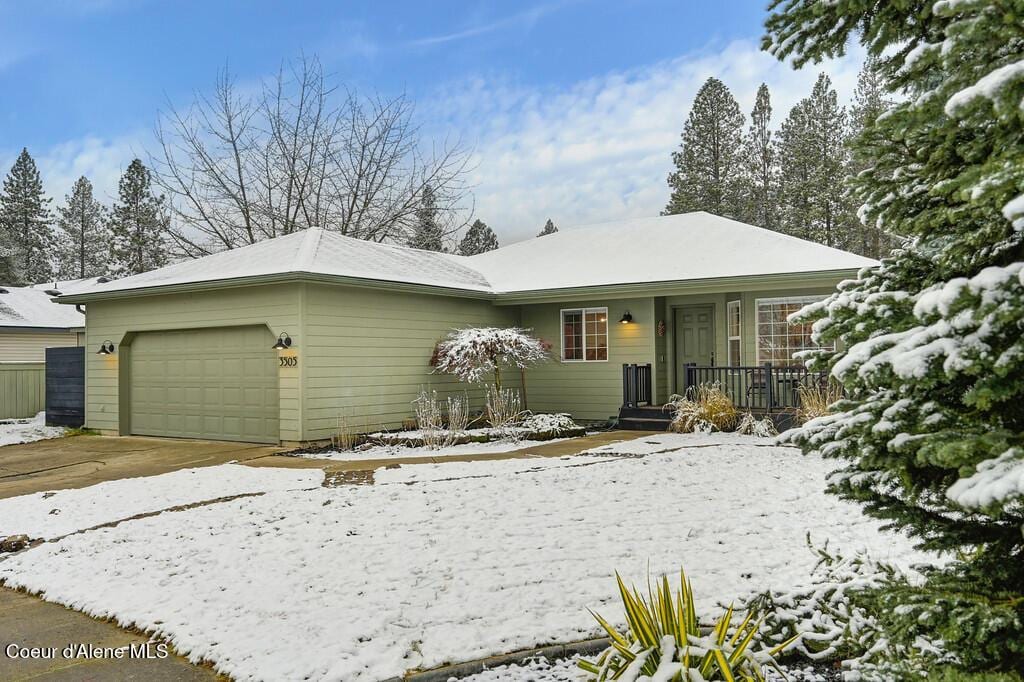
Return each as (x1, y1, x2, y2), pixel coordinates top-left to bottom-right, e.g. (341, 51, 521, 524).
(0, 363, 45, 420)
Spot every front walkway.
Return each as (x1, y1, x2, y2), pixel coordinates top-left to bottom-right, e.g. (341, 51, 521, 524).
(0, 588, 218, 681)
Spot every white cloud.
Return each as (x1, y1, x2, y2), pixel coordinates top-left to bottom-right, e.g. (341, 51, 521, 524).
(1, 133, 146, 206)
(427, 39, 866, 244)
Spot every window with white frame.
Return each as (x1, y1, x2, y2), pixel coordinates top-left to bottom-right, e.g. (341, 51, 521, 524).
(726, 300, 741, 366)
(561, 307, 608, 361)
(755, 296, 833, 365)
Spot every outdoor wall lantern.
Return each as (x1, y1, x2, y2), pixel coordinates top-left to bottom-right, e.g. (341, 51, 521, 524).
(619, 311, 634, 324)
(272, 332, 293, 350)
(97, 340, 116, 355)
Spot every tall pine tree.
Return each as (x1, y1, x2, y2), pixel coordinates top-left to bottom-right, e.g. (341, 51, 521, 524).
(777, 74, 853, 248)
(56, 176, 110, 279)
(768, 0, 1024, 674)
(740, 83, 778, 230)
(848, 57, 896, 259)
(109, 159, 170, 276)
(0, 149, 55, 284)
(407, 184, 444, 251)
(537, 218, 558, 237)
(664, 77, 745, 218)
(458, 219, 499, 255)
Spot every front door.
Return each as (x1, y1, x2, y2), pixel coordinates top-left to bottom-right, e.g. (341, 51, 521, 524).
(675, 305, 715, 389)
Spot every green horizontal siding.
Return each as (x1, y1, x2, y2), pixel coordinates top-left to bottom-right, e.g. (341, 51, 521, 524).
(301, 283, 521, 440)
(0, 363, 45, 420)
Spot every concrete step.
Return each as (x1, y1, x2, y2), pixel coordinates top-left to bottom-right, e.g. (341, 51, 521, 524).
(617, 416, 673, 431)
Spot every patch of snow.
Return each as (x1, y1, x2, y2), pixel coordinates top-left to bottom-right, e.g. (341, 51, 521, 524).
(581, 431, 794, 456)
(453, 654, 585, 681)
(294, 436, 571, 462)
(0, 413, 66, 447)
(0, 464, 325, 539)
(0, 441, 929, 681)
(1003, 192, 1024, 231)
(946, 448, 1024, 509)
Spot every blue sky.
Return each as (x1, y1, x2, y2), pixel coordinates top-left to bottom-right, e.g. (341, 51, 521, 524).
(0, 0, 863, 243)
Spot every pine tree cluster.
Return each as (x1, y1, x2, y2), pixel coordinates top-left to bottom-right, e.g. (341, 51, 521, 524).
(664, 62, 894, 258)
(766, 0, 1024, 676)
(0, 150, 170, 285)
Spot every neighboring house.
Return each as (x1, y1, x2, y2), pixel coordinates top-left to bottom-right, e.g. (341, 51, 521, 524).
(0, 286, 86, 362)
(0, 283, 92, 420)
(57, 213, 875, 445)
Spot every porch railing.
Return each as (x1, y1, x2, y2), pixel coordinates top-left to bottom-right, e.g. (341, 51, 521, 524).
(622, 363, 653, 408)
(679, 362, 830, 412)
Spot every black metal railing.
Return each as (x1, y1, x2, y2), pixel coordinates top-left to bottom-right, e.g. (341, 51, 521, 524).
(679, 362, 830, 412)
(622, 363, 653, 408)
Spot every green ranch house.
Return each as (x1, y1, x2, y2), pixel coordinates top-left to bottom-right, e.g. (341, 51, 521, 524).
(56, 212, 875, 445)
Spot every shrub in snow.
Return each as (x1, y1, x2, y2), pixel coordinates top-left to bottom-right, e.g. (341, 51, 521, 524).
(665, 384, 738, 433)
(580, 568, 791, 681)
(432, 326, 549, 390)
(412, 389, 469, 449)
(485, 385, 525, 430)
(736, 412, 778, 438)
(766, 0, 1024, 671)
(520, 413, 578, 435)
(794, 379, 843, 425)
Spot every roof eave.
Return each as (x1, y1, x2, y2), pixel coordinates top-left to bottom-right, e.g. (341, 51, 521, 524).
(490, 268, 866, 305)
(57, 271, 497, 304)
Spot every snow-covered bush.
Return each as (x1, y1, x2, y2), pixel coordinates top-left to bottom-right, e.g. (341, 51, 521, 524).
(520, 413, 578, 435)
(665, 384, 738, 433)
(412, 390, 468, 449)
(485, 385, 524, 430)
(432, 326, 549, 389)
(580, 569, 791, 681)
(737, 412, 778, 437)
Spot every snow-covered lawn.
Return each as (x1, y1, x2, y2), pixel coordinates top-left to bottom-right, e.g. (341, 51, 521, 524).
(0, 434, 932, 681)
(0, 412, 66, 447)
(0, 464, 324, 540)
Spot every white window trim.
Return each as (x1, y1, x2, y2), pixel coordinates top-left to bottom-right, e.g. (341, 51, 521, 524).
(726, 300, 741, 366)
(560, 306, 609, 363)
(754, 295, 828, 364)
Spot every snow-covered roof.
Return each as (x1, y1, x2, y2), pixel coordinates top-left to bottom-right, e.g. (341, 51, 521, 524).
(66, 213, 877, 300)
(465, 212, 877, 292)
(77, 229, 492, 297)
(0, 286, 85, 329)
(28, 276, 111, 296)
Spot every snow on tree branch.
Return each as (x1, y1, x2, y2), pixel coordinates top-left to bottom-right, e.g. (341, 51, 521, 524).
(432, 327, 550, 388)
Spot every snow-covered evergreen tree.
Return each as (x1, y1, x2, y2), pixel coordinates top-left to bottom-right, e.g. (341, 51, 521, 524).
(777, 74, 854, 249)
(458, 219, 499, 255)
(537, 218, 558, 237)
(56, 176, 110, 279)
(848, 57, 896, 259)
(664, 77, 745, 218)
(768, 0, 1024, 673)
(108, 159, 170, 276)
(407, 184, 444, 251)
(0, 148, 55, 284)
(740, 83, 778, 230)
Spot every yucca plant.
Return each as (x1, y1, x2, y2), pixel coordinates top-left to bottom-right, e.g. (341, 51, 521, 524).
(666, 383, 739, 433)
(580, 570, 795, 681)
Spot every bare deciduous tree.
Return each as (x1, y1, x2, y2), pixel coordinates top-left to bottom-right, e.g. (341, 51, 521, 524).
(152, 56, 472, 256)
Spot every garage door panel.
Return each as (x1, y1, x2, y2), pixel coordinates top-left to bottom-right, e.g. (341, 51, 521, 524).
(129, 327, 279, 443)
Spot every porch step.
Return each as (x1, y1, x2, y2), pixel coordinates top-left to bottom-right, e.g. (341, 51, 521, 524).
(618, 405, 669, 419)
(617, 416, 673, 431)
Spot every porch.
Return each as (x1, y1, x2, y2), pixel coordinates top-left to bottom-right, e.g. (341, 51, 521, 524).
(619, 361, 829, 430)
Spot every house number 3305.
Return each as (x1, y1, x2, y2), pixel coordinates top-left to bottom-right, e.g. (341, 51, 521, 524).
(279, 357, 298, 367)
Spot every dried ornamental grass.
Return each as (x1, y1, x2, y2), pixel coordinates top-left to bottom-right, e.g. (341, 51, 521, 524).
(737, 412, 779, 438)
(796, 379, 843, 424)
(666, 384, 739, 433)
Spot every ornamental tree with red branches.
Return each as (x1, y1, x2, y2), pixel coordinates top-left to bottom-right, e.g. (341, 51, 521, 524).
(432, 327, 550, 390)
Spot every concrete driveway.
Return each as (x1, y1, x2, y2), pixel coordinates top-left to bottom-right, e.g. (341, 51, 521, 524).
(0, 435, 285, 499)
